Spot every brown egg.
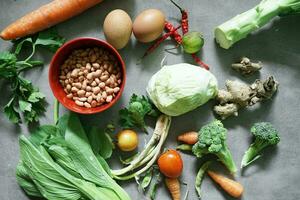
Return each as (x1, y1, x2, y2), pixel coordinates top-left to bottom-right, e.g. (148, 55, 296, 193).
(103, 9, 132, 49)
(133, 9, 165, 43)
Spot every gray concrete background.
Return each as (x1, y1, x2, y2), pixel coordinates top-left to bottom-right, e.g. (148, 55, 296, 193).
(1, 0, 300, 200)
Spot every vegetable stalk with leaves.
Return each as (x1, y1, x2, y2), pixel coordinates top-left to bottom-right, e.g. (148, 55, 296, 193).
(1, 28, 65, 124)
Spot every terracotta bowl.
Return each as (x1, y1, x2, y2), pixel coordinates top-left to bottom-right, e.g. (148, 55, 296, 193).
(49, 37, 126, 114)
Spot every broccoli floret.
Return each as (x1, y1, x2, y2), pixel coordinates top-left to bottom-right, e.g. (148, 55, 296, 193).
(119, 94, 159, 132)
(241, 122, 280, 168)
(192, 120, 237, 173)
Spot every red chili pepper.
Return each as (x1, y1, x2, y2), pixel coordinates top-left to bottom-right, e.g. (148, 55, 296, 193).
(142, 25, 181, 58)
(170, 0, 189, 35)
(165, 21, 182, 44)
(191, 54, 209, 70)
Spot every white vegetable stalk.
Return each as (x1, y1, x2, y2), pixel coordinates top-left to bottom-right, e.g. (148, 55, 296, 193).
(215, 0, 300, 49)
(111, 115, 171, 180)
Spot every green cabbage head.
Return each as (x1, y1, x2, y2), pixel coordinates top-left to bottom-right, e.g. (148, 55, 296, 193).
(147, 63, 218, 116)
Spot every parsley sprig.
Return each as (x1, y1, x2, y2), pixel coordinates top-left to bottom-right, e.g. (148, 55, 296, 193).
(0, 28, 65, 124)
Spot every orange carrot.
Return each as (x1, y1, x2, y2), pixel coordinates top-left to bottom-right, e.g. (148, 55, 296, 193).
(165, 178, 181, 200)
(177, 131, 198, 145)
(0, 0, 103, 40)
(208, 170, 244, 198)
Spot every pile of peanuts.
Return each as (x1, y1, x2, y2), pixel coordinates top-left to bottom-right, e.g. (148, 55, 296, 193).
(59, 47, 122, 108)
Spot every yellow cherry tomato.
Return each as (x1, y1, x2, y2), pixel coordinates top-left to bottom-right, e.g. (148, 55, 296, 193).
(117, 129, 138, 151)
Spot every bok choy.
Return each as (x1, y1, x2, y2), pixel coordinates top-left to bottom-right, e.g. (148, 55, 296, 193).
(16, 114, 131, 200)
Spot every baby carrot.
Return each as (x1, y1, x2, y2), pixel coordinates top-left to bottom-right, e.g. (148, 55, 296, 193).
(1, 0, 103, 40)
(208, 170, 244, 198)
(177, 131, 198, 145)
(165, 178, 181, 200)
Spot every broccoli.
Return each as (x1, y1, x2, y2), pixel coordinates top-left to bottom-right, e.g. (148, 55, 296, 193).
(119, 94, 159, 132)
(192, 120, 237, 173)
(241, 122, 280, 168)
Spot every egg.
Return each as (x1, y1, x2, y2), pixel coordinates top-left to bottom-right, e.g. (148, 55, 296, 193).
(103, 9, 132, 49)
(133, 9, 165, 43)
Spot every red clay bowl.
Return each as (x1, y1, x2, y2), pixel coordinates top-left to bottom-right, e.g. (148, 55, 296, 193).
(49, 37, 126, 114)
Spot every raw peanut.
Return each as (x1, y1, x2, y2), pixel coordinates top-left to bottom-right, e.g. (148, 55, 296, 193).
(91, 81, 97, 87)
(116, 72, 121, 79)
(92, 93, 97, 99)
(91, 55, 97, 62)
(87, 73, 93, 80)
(71, 87, 79, 93)
(95, 78, 100, 84)
(85, 92, 92, 97)
(68, 78, 74, 84)
(100, 75, 109, 82)
(66, 93, 73, 99)
(84, 102, 91, 108)
(92, 63, 100, 68)
(94, 70, 102, 78)
(76, 63, 82, 68)
(86, 63, 92, 70)
(64, 88, 68, 93)
(96, 94, 102, 102)
(73, 97, 79, 100)
(106, 95, 113, 103)
(83, 69, 89, 75)
(79, 97, 87, 102)
(87, 96, 93, 103)
(117, 79, 122, 84)
(78, 71, 84, 76)
(86, 86, 92, 92)
(91, 67, 95, 72)
(78, 76, 84, 82)
(59, 75, 66, 80)
(99, 82, 105, 89)
(106, 87, 114, 95)
(66, 84, 71, 91)
(64, 79, 69, 85)
(75, 100, 84, 106)
(82, 80, 87, 90)
(71, 69, 79, 77)
(66, 72, 71, 78)
(103, 63, 108, 70)
(113, 87, 120, 93)
(105, 78, 111, 85)
(93, 87, 101, 95)
(91, 100, 97, 107)
(77, 90, 86, 97)
(108, 65, 113, 73)
(73, 82, 81, 89)
(102, 91, 107, 99)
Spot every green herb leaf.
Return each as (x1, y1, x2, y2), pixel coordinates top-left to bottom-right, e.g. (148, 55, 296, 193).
(4, 98, 20, 124)
(148, 168, 162, 200)
(28, 92, 45, 103)
(35, 28, 66, 52)
(14, 38, 33, 55)
(19, 100, 32, 112)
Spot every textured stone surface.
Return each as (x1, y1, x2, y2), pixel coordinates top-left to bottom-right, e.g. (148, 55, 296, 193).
(0, 0, 300, 199)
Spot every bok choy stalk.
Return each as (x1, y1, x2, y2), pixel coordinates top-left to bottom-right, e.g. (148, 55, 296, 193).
(16, 114, 131, 200)
(215, 0, 300, 49)
(111, 115, 171, 180)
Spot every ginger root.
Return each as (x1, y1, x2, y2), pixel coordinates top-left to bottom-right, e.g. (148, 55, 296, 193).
(214, 76, 278, 119)
(231, 57, 262, 75)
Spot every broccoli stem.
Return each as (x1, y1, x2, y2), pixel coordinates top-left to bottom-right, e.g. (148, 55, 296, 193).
(215, 0, 281, 49)
(241, 140, 267, 168)
(218, 147, 237, 174)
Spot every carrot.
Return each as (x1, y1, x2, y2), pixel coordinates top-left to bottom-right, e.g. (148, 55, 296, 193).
(177, 131, 198, 145)
(0, 0, 103, 40)
(207, 170, 244, 198)
(165, 178, 181, 200)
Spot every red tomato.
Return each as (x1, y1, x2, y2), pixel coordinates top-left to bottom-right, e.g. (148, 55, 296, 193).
(157, 149, 183, 178)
